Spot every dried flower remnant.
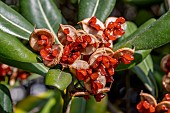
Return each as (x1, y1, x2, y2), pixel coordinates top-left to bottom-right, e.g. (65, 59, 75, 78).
(161, 54, 170, 73)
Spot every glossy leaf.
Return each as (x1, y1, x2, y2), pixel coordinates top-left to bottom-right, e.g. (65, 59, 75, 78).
(0, 1, 33, 40)
(0, 30, 37, 63)
(45, 69, 72, 90)
(70, 97, 86, 113)
(15, 91, 63, 113)
(0, 84, 13, 113)
(124, 21, 138, 38)
(20, 0, 62, 43)
(113, 11, 170, 51)
(84, 95, 107, 113)
(78, 0, 116, 21)
(131, 55, 158, 97)
(116, 49, 152, 71)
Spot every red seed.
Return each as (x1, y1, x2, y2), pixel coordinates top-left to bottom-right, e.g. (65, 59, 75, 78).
(108, 35, 117, 41)
(136, 101, 143, 110)
(107, 22, 114, 29)
(97, 56, 103, 62)
(63, 28, 70, 34)
(94, 93, 105, 102)
(109, 57, 118, 66)
(114, 29, 125, 36)
(90, 72, 99, 80)
(40, 49, 48, 58)
(113, 22, 121, 29)
(104, 29, 111, 36)
(116, 17, 125, 24)
(61, 55, 68, 61)
(88, 16, 97, 24)
(143, 101, 150, 109)
(38, 35, 49, 45)
(87, 69, 92, 74)
(68, 57, 74, 64)
(63, 46, 70, 55)
(75, 37, 83, 43)
(52, 49, 58, 57)
(121, 57, 131, 64)
(105, 42, 111, 47)
(96, 82, 103, 89)
(149, 105, 155, 112)
(122, 53, 134, 61)
(107, 67, 114, 76)
(102, 56, 110, 68)
(83, 35, 92, 43)
(77, 69, 87, 76)
(90, 24, 101, 31)
(81, 42, 88, 48)
(106, 75, 114, 82)
(66, 35, 73, 42)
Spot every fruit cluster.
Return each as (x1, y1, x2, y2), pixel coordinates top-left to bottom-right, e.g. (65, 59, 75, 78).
(137, 92, 170, 113)
(29, 16, 135, 101)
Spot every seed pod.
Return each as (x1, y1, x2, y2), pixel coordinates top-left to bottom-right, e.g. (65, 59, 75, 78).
(57, 24, 77, 45)
(84, 73, 106, 94)
(78, 17, 106, 44)
(105, 17, 126, 40)
(89, 47, 115, 66)
(29, 28, 55, 51)
(162, 73, 170, 92)
(40, 44, 63, 67)
(69, 60, 89, 76)
(78, 34, 100, 55)
(113, 47, 135, 64)
(156, 101, 170, 113)
(161, 54, 170, 73)
(140, 92, 157, 107)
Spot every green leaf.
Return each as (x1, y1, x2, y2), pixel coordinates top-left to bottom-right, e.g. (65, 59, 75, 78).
(0, 84, 13, 113)
(124, 21, 138, 38)
(114, 11, 170, 51)
(78, 0, 116, 21)
(131, 55, 158, 97)
(45, 69, 72, 90)
(70, 97, 86, 113)
(116, 49, 152, 71)
(0, 30, 37, 63)
(20, 0, 62, 43)
(85, 95, 107, 113)
(15, 91, 63, 113)
(0, 1, 33, 40)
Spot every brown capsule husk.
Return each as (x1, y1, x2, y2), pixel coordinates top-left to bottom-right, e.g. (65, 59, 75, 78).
(140, 91, 157, 107)
(112, 47, 135, 59)
(43, 44, 63, 67)
(88, 47, 115, 66)
(29, 28, 55, 51)
(156, 101, 170, 113)
(69, 60, 89, 76)
(80, 34, 100, 55)
(57, 24, 77, 45)
(84, 73, 106, 94)
(161, 54, 170, 73)
(78, 18, 106, 44)
(162, 73, 170, 92)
